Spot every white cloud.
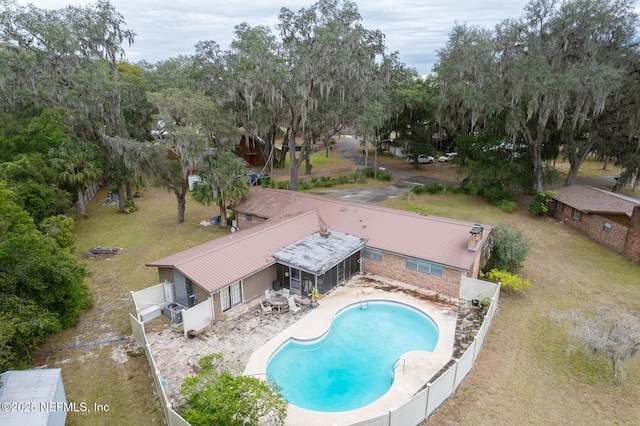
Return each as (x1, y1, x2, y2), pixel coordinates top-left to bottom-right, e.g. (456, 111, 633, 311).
(15, 0, 530, 74)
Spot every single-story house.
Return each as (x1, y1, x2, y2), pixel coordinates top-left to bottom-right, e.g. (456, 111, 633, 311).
(551, 185, 640, 264)
(140, 188, 492, 331)
(0, 368, 67, 426)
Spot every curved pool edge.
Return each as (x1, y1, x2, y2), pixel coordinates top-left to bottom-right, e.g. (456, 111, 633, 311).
(243, 284, 457, 425)
(265, 298, 440, 367)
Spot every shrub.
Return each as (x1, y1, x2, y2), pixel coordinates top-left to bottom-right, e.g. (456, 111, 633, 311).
(411, 185, 427, 195)
(528, 190, 557, 216)
(424, 183, 444, 194)
(497, 200, 517, 213)
(483, 186, 514, 206)
(124, 200, 137, 213)
(461, 180, 480, 196)
(375, 169, 393, 181)
(480, 268, 530, 291)
(353, 170, 368, 184)
(484, 223, 531, 273)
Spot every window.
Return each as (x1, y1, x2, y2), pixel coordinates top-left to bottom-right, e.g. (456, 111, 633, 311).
(245, 213, 253, 223)
(573, 209, 581, 220)
(405, 257, 443, 277)
(482, 241, 490, 258)
(603, 222, 612, 232)
(362, 247, 382, 262)
(556, 202, 564, 212)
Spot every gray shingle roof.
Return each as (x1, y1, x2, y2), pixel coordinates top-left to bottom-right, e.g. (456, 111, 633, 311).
(553, 185, 640, 217)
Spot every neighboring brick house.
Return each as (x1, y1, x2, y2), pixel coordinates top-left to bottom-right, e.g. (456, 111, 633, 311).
(551, 185, 640, 265)
(237, 134, 267, 167)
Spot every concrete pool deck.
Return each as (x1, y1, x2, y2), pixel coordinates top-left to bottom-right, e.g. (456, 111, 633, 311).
(145, 275, 457, 425)
(244, 281, 457, 425)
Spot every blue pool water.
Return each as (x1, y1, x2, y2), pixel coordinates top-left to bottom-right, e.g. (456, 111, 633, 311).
(265, 300, 439, 412)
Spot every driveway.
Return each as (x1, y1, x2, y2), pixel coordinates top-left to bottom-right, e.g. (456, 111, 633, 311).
(320, 136, 461, 204)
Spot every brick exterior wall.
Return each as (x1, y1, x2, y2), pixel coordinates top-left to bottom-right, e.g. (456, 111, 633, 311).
(363, 252, 463, 298)
(623, 206, 640, 265)
(552, 201, 628, 253)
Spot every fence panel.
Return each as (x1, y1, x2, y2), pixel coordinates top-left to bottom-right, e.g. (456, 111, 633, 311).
(182, 298, 213, 337)
(390, 386, 428, 426)
(348, 413, 390, 426)
(454, 343, 476, 389)
(129, 313, 147, 347)
(131, 313, 191, 426)
(425, 365, 456, 417)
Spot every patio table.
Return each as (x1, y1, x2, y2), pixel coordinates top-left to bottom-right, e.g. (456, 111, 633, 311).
(269, 295, 288, 313)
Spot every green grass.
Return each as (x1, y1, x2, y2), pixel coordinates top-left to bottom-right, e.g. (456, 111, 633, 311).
(391, 193, 640, 426)
(37, 186, 228, 426)
(41, 173, 640, 426)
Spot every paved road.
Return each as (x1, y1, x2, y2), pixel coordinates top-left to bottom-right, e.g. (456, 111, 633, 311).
(321, 136, 461, 203)
(329, 136, 637, 204)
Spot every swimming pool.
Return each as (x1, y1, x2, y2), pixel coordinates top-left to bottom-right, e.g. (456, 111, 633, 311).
(266, 300, 439, 412)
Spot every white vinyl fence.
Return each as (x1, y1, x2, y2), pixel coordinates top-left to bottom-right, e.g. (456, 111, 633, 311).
(351, 277, 501, 426)
(130, 314, 190, 426)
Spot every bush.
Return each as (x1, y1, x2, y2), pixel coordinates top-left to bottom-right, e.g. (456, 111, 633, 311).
(424, 183, 444, 194)
(353, 170, 368, 183)
(461, 180, 481, 196)
(480, 268, 530, 291)
(528, 190, 557, 216)
(483, 186, 514, 206)
(123, 200, 137, 212)
(484, 223, 531, 273)
(497, 200, 517, 213)
(375, 169, 393, 181)
(411, 185, 427, 195)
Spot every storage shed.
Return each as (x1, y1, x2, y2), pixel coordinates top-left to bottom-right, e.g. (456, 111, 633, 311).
(0, 368, 67, 426)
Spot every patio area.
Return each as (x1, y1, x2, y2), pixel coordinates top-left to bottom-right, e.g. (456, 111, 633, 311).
(145, 275, 473, 423)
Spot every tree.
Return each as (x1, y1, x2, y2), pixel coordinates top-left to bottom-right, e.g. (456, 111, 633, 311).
(554, 306, 640, 386)
(435, 0, 639, 192)
(191, 152, 250, 227)
(0, 183, 92, 371)
(0, 0, 139, 209)
(49, 139, 102, 218)
(181, 353, 287, 426)
(484, 223, 531, 274)
(223, 0, 390, 191)
(147, 88, 238, 223)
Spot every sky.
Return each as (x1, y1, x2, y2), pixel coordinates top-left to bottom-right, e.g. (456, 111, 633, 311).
(15, 1, 531, 75)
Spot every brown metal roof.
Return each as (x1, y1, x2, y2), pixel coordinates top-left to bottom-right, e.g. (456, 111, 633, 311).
(149, 188, 493, 293)
(553, 185, 640, 217)
(234, 188, 492, 272)
(147, 212, 324, 293)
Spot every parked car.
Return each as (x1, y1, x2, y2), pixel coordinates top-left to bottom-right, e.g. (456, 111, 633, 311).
(438, 152, 458, 163)
(246, 172, 270, 186)
(407, 154, 434, 164)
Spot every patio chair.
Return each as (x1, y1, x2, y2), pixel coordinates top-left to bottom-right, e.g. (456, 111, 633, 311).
(282, 288, 290, 298)
(287, 296, 301, 315)
(264, 289, 272, 302)
(260, 300, 272, 316)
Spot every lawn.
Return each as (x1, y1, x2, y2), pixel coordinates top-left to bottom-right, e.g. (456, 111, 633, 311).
(380, 194, 640, 425)
(36, 186, 229, 425)
(37, 153, 640, 425)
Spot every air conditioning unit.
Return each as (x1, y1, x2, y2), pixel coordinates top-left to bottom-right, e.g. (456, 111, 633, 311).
(162, 303, 184, 324)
